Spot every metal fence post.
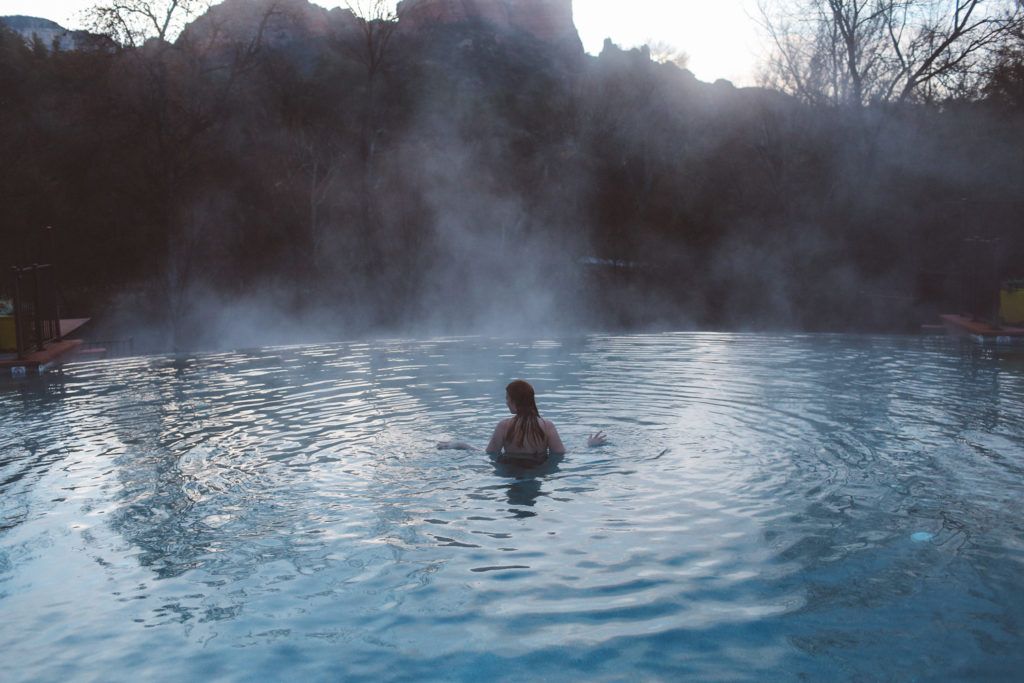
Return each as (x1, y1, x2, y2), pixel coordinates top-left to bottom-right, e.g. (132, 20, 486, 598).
(45, 227, 61, 341)
(32, 264, 44, 352)
(12, 267, 24, 357)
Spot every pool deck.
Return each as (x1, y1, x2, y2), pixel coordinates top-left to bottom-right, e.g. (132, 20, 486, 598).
(0, 319, 90, 377)
(941, 314, 1024, 344)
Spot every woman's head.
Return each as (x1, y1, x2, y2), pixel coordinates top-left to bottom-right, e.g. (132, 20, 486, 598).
(504, 380, 545, 448)
(505, 379, 539, 417)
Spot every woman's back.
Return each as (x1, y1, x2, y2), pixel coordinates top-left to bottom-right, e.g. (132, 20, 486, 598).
(487, 416, 565, 461)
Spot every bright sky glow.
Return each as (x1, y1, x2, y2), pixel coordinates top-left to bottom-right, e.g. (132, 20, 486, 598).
(2, 0, 762, 85)
(573, 0, 761, 85)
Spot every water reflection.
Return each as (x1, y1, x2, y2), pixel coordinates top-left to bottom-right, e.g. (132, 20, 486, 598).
(486, 452, 565, 517)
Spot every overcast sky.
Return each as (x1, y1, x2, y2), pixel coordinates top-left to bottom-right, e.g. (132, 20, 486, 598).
(1, 0, 763, 85)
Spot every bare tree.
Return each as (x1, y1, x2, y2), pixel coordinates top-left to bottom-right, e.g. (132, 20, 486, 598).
(982, 10, 1024, 103)
(644, 39, 691, 69)
(281, 124, 349, 276)
(86, 0, 210, 47)
(338, 1, 400, 268)
(85, 0, 280, 349)
(758, 0, 1024, 105)
(345, 0, 399, 79)
(344, 0, 398, 168)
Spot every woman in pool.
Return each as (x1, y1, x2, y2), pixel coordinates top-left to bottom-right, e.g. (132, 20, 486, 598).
(439, 379, 606, 465)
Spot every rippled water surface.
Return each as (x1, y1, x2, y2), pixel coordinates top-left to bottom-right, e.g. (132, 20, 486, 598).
(2, 333, 1023, 681)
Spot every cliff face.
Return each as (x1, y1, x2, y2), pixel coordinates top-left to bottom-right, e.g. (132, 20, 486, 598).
(180, 0, 358, 50)
(395, 0, 581, 51)
(0, 16, 102, 51)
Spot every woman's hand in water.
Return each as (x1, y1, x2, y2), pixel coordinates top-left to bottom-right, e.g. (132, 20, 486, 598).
(437, 441, 474, 450)
(586, 431, 608, 447)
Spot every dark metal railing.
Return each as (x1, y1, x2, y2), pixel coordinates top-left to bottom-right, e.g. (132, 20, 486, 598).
(11, 263, 62, 358)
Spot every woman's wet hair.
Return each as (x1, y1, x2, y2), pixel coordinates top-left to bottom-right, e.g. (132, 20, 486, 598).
(505, 380, 546, 448)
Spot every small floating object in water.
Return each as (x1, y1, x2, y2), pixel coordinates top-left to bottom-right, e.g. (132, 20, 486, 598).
(437, 441, 473, 450)
(911, 532, 935, 543)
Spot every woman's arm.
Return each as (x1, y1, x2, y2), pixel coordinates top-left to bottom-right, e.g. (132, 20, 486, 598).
(437, 420, 509, 452)
(436, 441, 474, 450)
(544, 419, 567, 455)
(485, 419, 509, 455)
(543, 421, 606, 454)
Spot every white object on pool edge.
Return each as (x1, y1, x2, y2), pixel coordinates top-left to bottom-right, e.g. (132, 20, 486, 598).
(911, 532, 935, 542)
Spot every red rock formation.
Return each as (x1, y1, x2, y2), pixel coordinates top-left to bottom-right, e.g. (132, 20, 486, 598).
(180, 0, 358, 49)
(396, 0, 581, 49)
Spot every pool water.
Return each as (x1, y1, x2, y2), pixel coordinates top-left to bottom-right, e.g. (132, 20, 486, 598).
(1, 333, 1022, 681)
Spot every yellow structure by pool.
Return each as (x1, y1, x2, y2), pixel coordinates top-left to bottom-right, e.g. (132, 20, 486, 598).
(0, 316, 15, 352)
(1001, 286, 1024, 325)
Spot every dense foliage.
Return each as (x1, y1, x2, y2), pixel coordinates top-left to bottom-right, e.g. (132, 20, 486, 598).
(1, 1, 1022, 349)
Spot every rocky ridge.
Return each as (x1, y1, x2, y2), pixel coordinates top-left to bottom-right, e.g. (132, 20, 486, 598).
(395, 0, 581, 50)
(5, 0, 584, 55)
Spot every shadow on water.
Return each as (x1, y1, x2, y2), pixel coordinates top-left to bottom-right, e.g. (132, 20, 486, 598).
(0, 368, 71, 403)
(489, 453, 564, 518)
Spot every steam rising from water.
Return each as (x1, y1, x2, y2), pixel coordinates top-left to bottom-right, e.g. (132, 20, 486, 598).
(3, 4, 1022, 352)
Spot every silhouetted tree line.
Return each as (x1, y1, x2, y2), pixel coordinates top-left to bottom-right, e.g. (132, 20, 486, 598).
(1, 0, 1022, 348)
